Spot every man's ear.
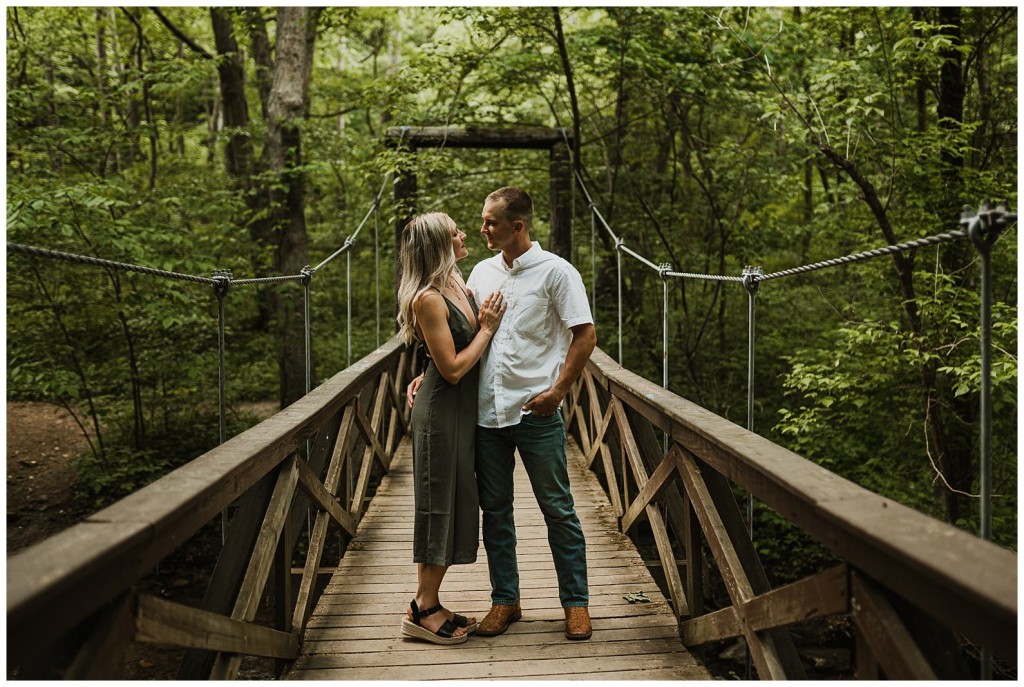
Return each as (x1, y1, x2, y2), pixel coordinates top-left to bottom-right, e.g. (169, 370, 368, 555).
(513, 219, 524, 233)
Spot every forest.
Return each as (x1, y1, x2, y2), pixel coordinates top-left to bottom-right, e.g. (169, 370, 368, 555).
(6, 5, 1017, 575)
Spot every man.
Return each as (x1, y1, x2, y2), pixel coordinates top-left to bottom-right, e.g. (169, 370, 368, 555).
(413, 187, 596, 641)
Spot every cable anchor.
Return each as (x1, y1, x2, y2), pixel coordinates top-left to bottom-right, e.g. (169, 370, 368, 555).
(658, 263, 673, 280)
(963, 201, 1015, 251)
(211, 269, 232, 298)
(742, 265, 762, 294)
(299, 265, 314, 285)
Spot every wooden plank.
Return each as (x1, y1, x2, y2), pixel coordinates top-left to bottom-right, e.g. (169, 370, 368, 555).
(643, 502, 688, 618)
(599, 436, 624, 518)
(572, 392, 593, 460)
(563, 378, 581, 433)
(65, 592, 133, 679)
(681, 565, 850, 646)
(350, 401, 391, 519)
(294, 455, 358, 537)
(744, 564, 849, 633)
(611, 398, 650, 488)
(210, 456, 301, 679)
(305, 624, 681, 654)
(608, 406, 686, 618)
(292, 636, 692, 669)
(364, 372, 391, 465)
(698, 453, 805, 678)
(675, 448, 786, 679)
(134, 594, 299, 659)
(679, 605, 741, 645)
(178, 469, 279, 678)
(384, 125, 572, 150)
(7, 338, 406, 661)
(289, 653, 708, 681)
(320, 406, 355, 505)
(681, 482, 704, 618)
(851, 572, 937, 680)
(287, 401, 355, 632)
(305, 615, 678, 642)
(273, 516, 293, 677)
(625, 402, 699, 615)
(586, 348, 1016, 655)
(233, 456, 302, 622)
(285, 435, 709, 681)
(584, 403, 614, 469)
(620, 446, 680, 534)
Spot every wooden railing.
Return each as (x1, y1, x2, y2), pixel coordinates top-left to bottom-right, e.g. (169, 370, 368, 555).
(565, 348, 1017, 679)
(7, 337, 416, 679)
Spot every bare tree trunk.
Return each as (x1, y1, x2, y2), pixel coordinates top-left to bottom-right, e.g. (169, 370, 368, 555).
(254, 7, 321, 407)
(246, 8, 273, 120)
(95, 9, 113, 176)
(211, 8, 252, 179)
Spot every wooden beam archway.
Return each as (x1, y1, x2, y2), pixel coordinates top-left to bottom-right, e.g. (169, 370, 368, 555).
(384, 125, 575, 295)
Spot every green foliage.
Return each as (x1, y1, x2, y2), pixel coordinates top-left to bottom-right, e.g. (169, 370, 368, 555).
(6, 7, 1016, 573)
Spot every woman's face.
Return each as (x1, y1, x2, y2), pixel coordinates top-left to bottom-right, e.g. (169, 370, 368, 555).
(451, 223, 469, 261)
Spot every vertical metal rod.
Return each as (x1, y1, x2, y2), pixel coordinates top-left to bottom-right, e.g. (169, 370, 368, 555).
(303, 277, 312, 395)
(616, 244, 623, 365)
(301, 269, 313, 549)
(741, 265, 761, 681)
(746, 284, 756, 533)
(979, 243, 993, 680)
(662, 277, 669, 392)
(213, 271, 230, 546)
(661, 270, 670, 453)
(374, 200, 381, 348)
(978, 245, 992, 544)
(966, 204, 999, 681)
(346, 250, 352, 367)
(978, 236, 987, 687)
(591, 208, 597, 323)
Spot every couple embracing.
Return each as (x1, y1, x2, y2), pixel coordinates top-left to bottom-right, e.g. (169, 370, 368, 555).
(396, 187, 596, 645)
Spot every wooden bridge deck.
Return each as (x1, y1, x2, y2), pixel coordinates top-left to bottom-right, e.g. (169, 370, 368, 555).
(286, 435, 710, 680)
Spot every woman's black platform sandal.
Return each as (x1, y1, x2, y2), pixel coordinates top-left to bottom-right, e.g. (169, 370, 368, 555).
(443, 608, 479, 634)
(401, 600, 468, 645)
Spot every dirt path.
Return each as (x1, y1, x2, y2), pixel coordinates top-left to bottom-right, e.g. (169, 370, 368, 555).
(7, 400, 280, 679)
(6, 402, 88, 554)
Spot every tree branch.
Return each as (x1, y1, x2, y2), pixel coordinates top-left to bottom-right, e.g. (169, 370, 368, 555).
(150, 7, 213, 59)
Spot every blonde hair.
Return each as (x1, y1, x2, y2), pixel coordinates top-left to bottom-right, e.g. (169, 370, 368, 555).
(396, 212, 459, 344)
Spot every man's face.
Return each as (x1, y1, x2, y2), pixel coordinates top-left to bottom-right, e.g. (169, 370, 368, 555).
(480, 199, 517, 252)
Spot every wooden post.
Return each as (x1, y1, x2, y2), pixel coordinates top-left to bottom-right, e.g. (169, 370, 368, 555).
(549, 140, 572, 260)
(273, 518, 293, 677)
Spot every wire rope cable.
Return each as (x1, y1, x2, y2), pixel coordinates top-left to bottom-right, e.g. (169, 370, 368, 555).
(8, 243, 215, 284)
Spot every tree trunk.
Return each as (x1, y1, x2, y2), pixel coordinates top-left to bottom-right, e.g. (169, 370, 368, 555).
(95, 9, 113, 176)
(256, 7, 321, 408)
(246, 8, 273, 121)
(934, 6, 973, 525)
(211, 8, 252, 179)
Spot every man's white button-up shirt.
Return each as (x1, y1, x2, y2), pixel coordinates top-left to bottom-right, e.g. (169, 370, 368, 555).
(467, 242, 593, 429)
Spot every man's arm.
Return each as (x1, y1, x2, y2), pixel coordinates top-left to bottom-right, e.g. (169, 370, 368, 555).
(522, 323, 596, 416)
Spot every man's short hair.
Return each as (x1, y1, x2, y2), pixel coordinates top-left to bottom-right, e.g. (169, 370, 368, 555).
(487, 187, 533, 231)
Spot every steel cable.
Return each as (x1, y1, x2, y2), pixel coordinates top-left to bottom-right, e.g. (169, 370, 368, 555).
(757, 229, 971, 282)
(8, 243, 215, 285)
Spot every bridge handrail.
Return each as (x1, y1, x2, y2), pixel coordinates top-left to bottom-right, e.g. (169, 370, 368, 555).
(576, 346, 1016, 672)
(7, 337, 410, 675)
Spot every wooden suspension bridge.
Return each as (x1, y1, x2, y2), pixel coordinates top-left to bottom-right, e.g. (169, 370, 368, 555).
(7, 338, 1017, 679)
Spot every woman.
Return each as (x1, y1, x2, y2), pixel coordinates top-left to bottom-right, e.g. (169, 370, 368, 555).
(396, 212, 506, 645)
